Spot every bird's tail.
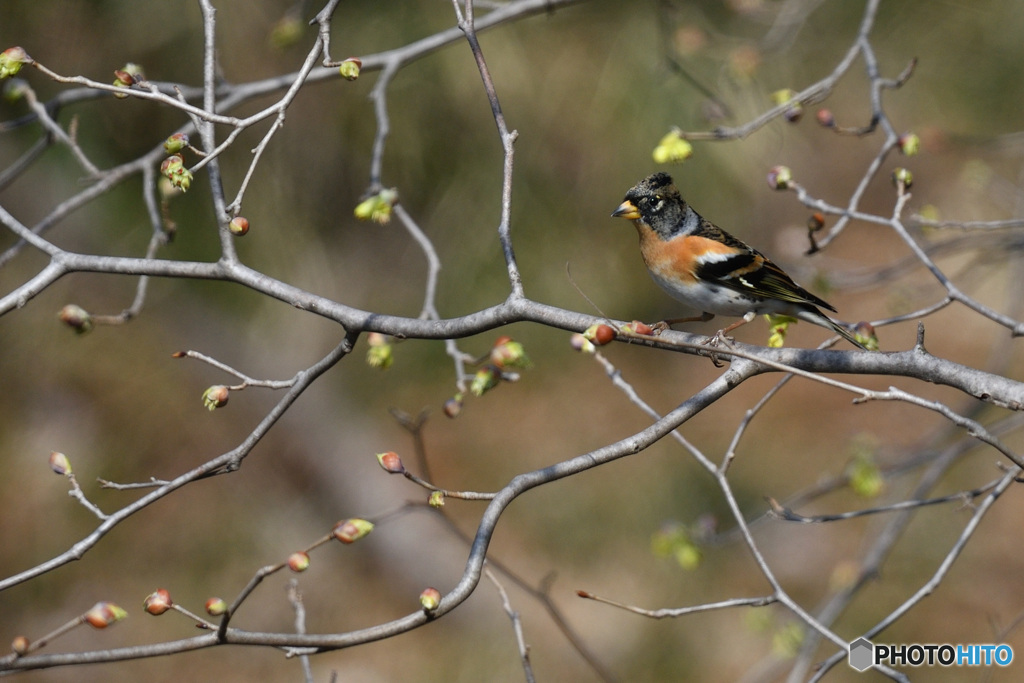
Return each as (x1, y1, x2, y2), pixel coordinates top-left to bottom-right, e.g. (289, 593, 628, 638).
(799, 309, 872, 350)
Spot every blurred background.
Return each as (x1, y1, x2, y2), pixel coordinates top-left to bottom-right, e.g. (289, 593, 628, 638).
(2, 0, 1024, 680)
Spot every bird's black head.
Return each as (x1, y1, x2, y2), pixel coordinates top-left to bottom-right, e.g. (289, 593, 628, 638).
(611, 173, 685, 236)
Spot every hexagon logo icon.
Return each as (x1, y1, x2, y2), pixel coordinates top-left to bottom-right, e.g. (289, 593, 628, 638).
(849, 637, 874, 671)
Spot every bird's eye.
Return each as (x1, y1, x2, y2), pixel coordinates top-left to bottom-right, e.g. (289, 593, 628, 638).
(652, 196, 665, 213)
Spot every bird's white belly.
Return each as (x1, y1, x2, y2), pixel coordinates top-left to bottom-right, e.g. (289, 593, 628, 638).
(650, 271, 762, 317)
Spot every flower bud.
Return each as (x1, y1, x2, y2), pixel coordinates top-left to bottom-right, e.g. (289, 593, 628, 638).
(49, 451, 72, 476)
(771, 89, 802, 123)
(287, 551, 310, 572)
(163, 133, 189, 154)
(160, 154, 181, 175)
(332, 518, 374, 544)
(891, 167, 913, 189)
(766, 314, 797, 348)
(853, 322, 879, 351)
(419, 587, 441, 612)
(202, 385, 229, 411)
(111, 63, 143, 98)
(3, 77, 28, 102)
(569, 333, 595, 353)
(583, 324, 616, 346)
(143, 589, 173, 616)
(621, 320, 654, 336)
(10, 635, 29, 656)
(815, 108, 835, 128)
(490, 336, 530, 368)
(112, 70, 134, 87)
(766, 165, 793, 190)
(650, 523, 702, 570)
(443, 394, 463, 418)
(269, 15, 304, 49)
(365, 332, 393, 369)
(652, 130, 693, 164)
(84, 602, 128, 629)
(0, 47, 30, 79)
(848, 452, 884, 498)
(376, 451, 405, 474)
(470, 364, 501, 397)
(58, 304, 93, 333)
(354, 189, 398, 225)
(339, 57, 362, 81)
(228, 216, 249, 236)
(204, 597, 227, 616)
(428, 490, 445, 508)
(771, 89, 794, 105)
(160, 154, 193, 192)
(897, 132, 920, 156)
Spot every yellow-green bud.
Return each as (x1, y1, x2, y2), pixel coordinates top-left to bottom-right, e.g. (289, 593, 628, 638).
(853, 321, 879, 351)
(287, 551, 311, 572)
(202, 385, 229, 411)
(848, 452, 884, 498)
(569, 332, 595, 353)
(48, 451, 72, 476)
(339, 57, 362, 81)
(163, 133, 189, 154)
(765, 314, 797, 348)
(470, 365, 500, 397)
(891, 167, 913, 189)
(332, 518, 374, 544)
(652, 130, 693, 164)
(269, 15, 304, 49)
(2, 78, 28, 102)
(419, 587, 441, 612)
(353, 189, 398, 225)
(0, 47, 29, 79)
(771, 88, 802, 122)
(205, 597, 227, 616)
(160, 155, 193, 192)
(228, 216, 249, 236)
(766, 165, 793, 190)
(365, 332, 393, 369)
(489, 336, 530, 369)
(898, 133, 920, 156)
(58, 304, 93, 333)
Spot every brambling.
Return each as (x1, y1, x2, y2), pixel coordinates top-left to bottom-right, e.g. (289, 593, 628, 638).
(612, 172, 868, 350)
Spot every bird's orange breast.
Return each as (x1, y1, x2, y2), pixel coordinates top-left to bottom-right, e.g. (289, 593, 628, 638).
(636, 225, 738, 285)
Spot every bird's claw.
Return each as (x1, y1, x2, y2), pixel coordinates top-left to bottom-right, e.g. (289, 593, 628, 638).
(705, 330, 736, 367)
(650, 321, 671, 336)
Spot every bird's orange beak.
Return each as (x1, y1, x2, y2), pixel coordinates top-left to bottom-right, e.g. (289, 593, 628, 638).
(611, 200, 640, 220)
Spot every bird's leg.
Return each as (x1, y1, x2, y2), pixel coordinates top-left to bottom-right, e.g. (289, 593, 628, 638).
(651, 311, 714, 335)
(705, 312, 756, 366)
(711, 312, 756, 345)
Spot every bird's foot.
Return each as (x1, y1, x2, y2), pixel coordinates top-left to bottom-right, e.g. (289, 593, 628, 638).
(705, 329, 737, 367)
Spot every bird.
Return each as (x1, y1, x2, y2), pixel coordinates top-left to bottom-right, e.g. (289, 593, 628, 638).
(611, 172, 868, 349)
